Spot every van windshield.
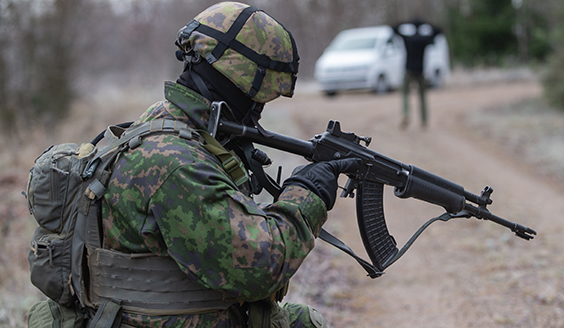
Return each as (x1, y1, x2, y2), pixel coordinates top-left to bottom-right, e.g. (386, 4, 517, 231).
(328, 36, 378, 51)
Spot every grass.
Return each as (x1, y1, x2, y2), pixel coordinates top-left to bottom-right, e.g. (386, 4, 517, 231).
(465, 97, 564, 185)
(0, 83, 157, 328)
(461, 96, 564, 327)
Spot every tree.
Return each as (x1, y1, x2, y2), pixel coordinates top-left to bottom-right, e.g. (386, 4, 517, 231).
(446, 0, 516, 66)
(444, 0, 551, 66)
(541, 3, 564, 109)
(0, 0, 96, 134)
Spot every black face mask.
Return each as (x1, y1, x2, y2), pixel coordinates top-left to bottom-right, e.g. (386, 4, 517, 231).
(176, 59, 257, 125)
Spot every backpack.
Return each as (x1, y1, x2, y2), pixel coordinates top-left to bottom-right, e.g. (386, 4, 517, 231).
(25, 120, 202, 306)
(25, 118, 249, 324)
(26, 140, 99, 307)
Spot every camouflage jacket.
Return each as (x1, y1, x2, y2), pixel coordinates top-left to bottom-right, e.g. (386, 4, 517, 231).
(101, 81, 327, 328)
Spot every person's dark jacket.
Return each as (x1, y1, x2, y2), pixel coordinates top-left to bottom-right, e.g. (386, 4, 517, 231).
(393, 20, 441, 74)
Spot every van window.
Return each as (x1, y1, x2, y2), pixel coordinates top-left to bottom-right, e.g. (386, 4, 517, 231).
(328, 37, 378, 51)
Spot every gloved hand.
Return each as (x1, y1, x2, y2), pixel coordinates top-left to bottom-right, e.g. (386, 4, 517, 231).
(282, 158, 361, 210)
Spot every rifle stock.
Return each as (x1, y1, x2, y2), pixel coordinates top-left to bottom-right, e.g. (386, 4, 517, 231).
(209, 102, 536, 277)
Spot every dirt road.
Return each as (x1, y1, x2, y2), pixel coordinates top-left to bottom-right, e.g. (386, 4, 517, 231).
(261, 80, 564, 327)
(4, 78, 561, 327)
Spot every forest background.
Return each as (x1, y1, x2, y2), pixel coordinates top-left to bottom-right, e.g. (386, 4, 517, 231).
(2, 0, 564, 132)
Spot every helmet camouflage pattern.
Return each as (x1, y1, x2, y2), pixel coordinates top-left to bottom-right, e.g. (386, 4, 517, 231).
(176, 2, 299, 103)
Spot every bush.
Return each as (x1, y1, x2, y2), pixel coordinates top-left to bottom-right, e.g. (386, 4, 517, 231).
(0, 0, 88, 135)
(542, 53, 564, 110)
(541, 4, 564, 110)
(445, 0, 551, 67)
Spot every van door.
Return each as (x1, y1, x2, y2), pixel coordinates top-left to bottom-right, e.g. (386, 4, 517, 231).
(381, 35, 406, 89)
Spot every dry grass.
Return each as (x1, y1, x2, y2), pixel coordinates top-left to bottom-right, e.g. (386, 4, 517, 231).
(465, 97, 564, 185)
(0, 80, 160, 327)
(457, 97, 564, 326)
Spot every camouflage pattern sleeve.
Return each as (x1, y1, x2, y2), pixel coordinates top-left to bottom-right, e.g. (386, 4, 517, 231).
(149, 145, 327, 302)
(102, 85, 328, 303)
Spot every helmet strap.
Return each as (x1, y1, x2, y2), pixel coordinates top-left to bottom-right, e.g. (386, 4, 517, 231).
(245, 102, 274, 138)
(179, 52, 215, 102)
(189, 65, 214, 102)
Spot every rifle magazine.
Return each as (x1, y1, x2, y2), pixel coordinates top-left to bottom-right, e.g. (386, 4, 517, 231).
(356, 180, 399, 271)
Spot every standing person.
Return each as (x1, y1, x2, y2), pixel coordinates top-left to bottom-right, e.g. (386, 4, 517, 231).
(93, 2, 357, 328)
(393, 19, 441, 129)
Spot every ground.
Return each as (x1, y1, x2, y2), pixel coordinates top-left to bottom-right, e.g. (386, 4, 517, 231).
(1, 72, 563, 327)
(262, 79, 563, 327)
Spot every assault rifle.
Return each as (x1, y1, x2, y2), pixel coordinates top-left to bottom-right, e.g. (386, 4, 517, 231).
(209, 102, 536, 278)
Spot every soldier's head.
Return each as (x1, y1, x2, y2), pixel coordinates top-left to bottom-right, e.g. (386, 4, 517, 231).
(175, 2, 299, 126)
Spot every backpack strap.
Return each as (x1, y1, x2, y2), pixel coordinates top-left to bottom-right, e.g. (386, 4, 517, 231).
(87, 299, 122, 328)
(83, 119, 248, 189)
(72, 119, 200, 308)
(82, 119, 199, 181)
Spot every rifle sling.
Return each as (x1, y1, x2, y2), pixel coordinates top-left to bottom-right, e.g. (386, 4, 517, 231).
(318, 229, 383, 279)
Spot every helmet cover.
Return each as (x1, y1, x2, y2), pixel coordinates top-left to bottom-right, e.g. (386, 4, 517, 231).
(176, 2, 299, 103)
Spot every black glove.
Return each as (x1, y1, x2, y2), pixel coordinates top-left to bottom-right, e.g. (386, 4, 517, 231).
(282, 158, 361, 210)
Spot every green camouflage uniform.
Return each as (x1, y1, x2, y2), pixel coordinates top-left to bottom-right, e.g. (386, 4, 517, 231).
(101, 81, 327, 327)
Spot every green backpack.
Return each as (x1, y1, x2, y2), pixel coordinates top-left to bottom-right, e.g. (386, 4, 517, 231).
(25, 120, 194, 326)
(25, 121, 140, 308)
(26, 141, 98, 307)
(25, 119, 248, 327)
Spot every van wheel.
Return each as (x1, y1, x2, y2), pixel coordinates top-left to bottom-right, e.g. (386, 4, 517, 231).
(373, 75, 388, 94)
(324, 90, 338, 97)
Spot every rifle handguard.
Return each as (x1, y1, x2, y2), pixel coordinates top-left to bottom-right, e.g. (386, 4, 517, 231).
(394, 165, 465, 214)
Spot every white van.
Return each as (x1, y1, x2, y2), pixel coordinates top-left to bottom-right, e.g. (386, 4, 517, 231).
(314, 25, 450, 96)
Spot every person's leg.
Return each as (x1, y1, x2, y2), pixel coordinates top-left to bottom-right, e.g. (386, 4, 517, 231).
(283, 303, 327, 328)
(416, 73, 427, 127)
(401, 72, 411, 128)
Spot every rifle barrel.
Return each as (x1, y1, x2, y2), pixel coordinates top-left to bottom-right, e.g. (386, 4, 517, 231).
(464, 203, 536, 240)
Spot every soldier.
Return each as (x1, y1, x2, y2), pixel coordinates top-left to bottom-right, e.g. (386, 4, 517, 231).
(97, 2, 357, 327)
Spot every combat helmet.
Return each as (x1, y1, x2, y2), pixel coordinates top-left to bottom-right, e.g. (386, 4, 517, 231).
(175, 2, 299, 125)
